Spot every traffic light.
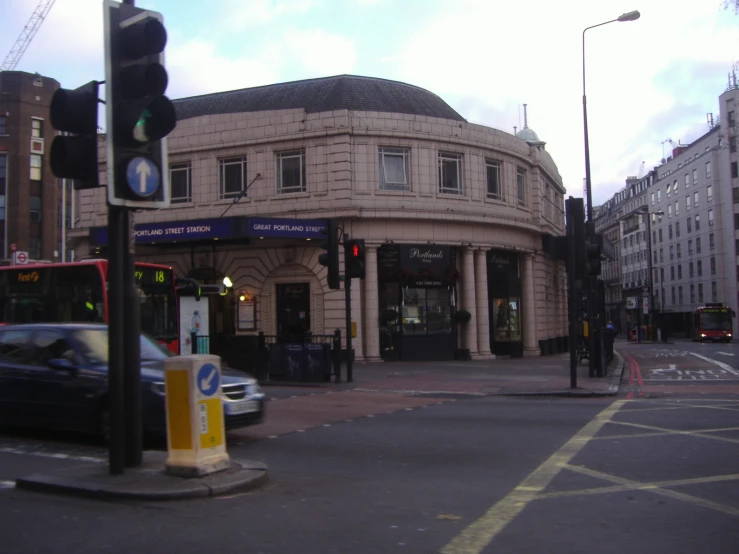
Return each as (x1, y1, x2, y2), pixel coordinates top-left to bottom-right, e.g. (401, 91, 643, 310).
(318, 219, 340, 289)
(567, 197, 587, 284)
(104, 0, 176, 209)
(49, 81, 100, 189)
(585, 237, 602, 276)
(344, 239, 366, 279)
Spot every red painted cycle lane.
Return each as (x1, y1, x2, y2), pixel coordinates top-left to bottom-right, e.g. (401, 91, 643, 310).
(621, 350, 644, 398)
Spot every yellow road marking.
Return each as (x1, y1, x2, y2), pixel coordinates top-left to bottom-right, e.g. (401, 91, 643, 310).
(593, 426, 739, 441)
(538, 472, 739, 499)
(439, 400, 627, 554)
(564, 464, 739, 517)
(611, 420, 739, 445)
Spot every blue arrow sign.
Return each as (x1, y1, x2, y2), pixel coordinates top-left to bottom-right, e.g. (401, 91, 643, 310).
(125, 156, 161, 198)
(197, 363, 220, 397)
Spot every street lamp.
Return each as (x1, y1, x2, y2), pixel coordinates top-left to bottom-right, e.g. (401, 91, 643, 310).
(582, 10, 641, 225)
(582, 10, 639, 371)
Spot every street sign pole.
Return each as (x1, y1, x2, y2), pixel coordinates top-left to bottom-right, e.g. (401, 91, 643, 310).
(344, 235, 353, 383)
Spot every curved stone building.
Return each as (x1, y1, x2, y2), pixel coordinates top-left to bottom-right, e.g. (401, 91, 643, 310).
(72, 75, 568, 362)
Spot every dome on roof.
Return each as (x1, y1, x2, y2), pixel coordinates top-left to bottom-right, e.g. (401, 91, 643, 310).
(516, 126, 540, 142)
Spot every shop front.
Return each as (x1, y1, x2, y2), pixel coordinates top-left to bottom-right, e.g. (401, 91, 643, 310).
(487, 251, 523, 357)
(377, 244, 458, 361)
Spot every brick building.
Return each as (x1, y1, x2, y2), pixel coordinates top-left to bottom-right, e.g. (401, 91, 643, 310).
(0, 70, 66, 263)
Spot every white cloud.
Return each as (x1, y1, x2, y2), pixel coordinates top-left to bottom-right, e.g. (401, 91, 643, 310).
(216, 0, 318, 31)
(283, 29, 357, 76)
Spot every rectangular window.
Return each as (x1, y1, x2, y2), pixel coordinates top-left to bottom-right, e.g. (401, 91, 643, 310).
(30, 154, 42, 181)
(732, 162, 739, 179)
(30, 196, 41, 223)
(679, 286, 683, 305)
(694, 191, 700, 208)
(668, 204, 672, 218)
(661, 268, 665, 282)
(670, 245, 674, 261)
(651, 192, 655, 205)
(659, 228, 663, 242)
(698, 283, 704, 303)
(0, 153, 6, 194)
(708, 209, 714, 226)
(31, 118, 43, 139)
(29, 238, 41, 260)
(686, 195, 691, 211)
(170, 162, 192, 204)
(668, 224, 673, 240)
(671, 287, 676, 305)
(219, 156, 246, 199)
(709, 232, 715, 251)
(706, 160, 712, 179)
(707, 185, 713, 202)
(692, 168, 698, 186)
(378, 147, 410, 191)
(485, 159, 502, 199)
(690, 284, 695, 303)
(276, 150, 306, 194)
(677, 243, 681, 259)
(731, 136, 737, 154)
(657, 190, 662, 202)
(712, 281, 718, 302)
(677, 265, 682, 279)
(516, 167, 526, 206)
(698, 260, 703, 276)
(671, 266, 675, 280)
(687, 217, 692, 233)
(675, 221, 680, 237)
(711, 256, 716, 276)
(660, 248, 664, 262)
(688, 239, 693, 255)
(438, 152, 462, 195)
(0, 115, 7, 135)
(689, 262, 694, 278)
(695, 214, 700, 231)
(674, 201, 679, 217)
(696, 237, 702, 254)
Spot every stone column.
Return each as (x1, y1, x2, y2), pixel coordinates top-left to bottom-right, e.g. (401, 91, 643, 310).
(462, 246, 478, 356)
(474, 248, 493, 359)
(363, 245, 382, 362)
(522, 253, 539, 356)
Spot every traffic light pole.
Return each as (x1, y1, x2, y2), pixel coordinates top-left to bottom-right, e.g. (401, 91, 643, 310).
(107, 205, 126, 475)
(344, 236, 353, 383)
(123, 208, 142, 467)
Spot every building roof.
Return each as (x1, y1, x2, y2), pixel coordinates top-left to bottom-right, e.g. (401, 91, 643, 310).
(173, 74, 467, 122)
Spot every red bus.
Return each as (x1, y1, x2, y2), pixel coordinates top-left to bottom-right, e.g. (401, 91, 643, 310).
(690, 303, 734, 343)
(0, 259, 179, 353)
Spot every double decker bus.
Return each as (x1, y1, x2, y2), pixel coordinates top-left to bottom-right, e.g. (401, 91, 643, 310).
(690, 303, 734, 343)
(0, 259, 179, 353)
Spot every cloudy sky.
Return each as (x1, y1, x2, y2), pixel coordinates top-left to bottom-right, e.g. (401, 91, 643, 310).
(2, 0, 737, 205)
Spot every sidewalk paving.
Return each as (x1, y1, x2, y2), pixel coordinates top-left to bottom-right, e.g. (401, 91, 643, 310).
(262, 343, 627, 398)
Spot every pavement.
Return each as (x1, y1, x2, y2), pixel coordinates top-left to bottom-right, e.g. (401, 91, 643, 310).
(13, 341, 627, 502)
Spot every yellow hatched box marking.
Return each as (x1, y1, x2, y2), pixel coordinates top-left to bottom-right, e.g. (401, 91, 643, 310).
(198, 397, 224, 449)
(165, 369, 193, 450)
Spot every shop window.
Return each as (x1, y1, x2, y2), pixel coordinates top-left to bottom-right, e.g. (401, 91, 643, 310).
(378, 147, 410, 191)
(438, 152, 462, 195)
(493, 298, 521, 343)
(276, 150, 305, 194)
(400, 287, 452, 336)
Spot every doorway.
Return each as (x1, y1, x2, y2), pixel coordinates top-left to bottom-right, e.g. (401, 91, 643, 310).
(276, 283, 311, 342)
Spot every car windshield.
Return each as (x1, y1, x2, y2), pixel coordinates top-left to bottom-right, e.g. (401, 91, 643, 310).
(71, 328, 172, 365)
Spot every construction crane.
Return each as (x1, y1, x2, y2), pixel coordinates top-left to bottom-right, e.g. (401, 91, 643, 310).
(1, 0, 56, 72)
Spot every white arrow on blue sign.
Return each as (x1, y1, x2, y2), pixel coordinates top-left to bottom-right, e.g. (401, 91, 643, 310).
(197, 363, 220, 397)
(125, 156, 161, 198)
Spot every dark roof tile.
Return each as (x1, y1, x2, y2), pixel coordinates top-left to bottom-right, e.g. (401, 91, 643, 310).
(173, 75, 466, 123)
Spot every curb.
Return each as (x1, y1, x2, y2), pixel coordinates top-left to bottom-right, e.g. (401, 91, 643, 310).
(15, 451, 268, 501)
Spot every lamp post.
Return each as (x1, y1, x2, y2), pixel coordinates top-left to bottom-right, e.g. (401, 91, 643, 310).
(582, 10, 639, 373)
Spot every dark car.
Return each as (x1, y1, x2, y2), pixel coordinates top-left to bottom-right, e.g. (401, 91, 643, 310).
(0, 323, 265, 438)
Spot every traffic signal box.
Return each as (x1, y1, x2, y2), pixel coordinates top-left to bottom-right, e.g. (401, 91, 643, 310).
(585, 237, 602, 277)
(104, 0, 176, 209)
(318, 219, 340, 289)
(344, 239, 366, 280)
(49, 81, 100, 189)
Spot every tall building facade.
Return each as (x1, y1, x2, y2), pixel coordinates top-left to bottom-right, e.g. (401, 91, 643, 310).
(0, 70, 69, 263)
(595, 76, 739, 337)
